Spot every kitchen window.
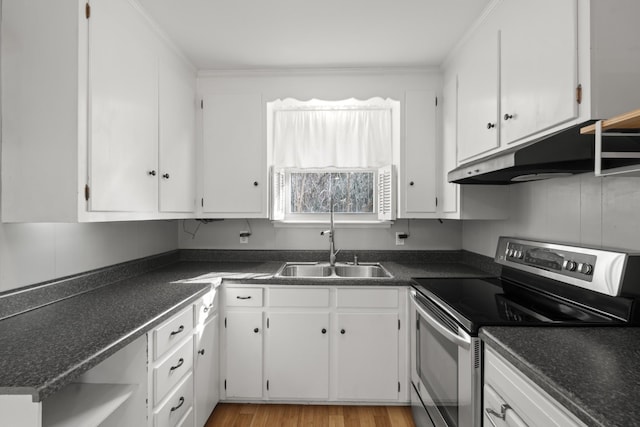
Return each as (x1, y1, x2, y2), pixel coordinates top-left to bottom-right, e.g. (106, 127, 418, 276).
(267, 98, 399, 224)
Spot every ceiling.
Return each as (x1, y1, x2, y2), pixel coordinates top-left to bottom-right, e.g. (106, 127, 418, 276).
(137, 0, 491, 70)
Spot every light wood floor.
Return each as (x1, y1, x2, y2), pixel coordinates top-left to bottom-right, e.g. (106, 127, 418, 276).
(205, 403, 416, 427)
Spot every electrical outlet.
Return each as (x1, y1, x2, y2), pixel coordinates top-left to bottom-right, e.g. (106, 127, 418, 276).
(240, 231, 250, 244)
(396, 232, 406, 246)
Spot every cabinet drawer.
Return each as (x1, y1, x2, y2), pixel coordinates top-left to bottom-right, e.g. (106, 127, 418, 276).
(484, 349, 585, 427)
(154, 306, 194, 360)
(336, 288, 399, 308)
(195, 289, 217, 325)
(154, 373, 194, 427)
(154, 337, 194, 405)
(225, 287, 263, 307)
(176, 406, 194, 427)
(269, 288, 330, 307)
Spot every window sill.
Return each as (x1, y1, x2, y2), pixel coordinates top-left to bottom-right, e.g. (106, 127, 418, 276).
(271, 220, 393, 229)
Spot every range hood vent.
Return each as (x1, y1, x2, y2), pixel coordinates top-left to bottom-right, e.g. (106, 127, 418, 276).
(448, 123, 597, 185)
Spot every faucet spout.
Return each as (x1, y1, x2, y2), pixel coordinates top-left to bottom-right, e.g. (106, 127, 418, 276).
(321, 194, 339, 266)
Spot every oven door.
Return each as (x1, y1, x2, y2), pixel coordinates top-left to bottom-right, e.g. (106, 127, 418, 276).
(410, 290, 481, 427)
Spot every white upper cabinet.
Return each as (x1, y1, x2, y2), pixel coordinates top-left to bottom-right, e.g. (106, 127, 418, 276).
(1, 0, 196, 222)
(158, 54, 197, 213)
(400, 90, 437, 218)
(499, 0, 578, 145)
(456, 17, 500, 163)
(201, 92, 267, 218)
(447, 0, 640, 168)
(440, 74, 509, 220)
(88, 0, 159, 213)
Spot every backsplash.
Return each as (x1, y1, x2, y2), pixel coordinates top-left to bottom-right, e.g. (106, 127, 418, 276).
(463, 173, 640, 257)
(178, 218, 463, 251)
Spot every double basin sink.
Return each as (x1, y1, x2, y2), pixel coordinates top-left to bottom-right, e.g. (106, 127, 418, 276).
(275, 262, 392, 279)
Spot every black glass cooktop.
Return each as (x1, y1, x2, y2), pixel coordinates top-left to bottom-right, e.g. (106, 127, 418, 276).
(412, 276, 625, 334)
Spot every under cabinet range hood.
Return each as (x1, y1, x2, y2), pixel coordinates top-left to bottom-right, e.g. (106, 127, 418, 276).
(448, 123, 597, 184)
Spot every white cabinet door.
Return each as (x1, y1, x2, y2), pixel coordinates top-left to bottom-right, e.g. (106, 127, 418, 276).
(401, 91, 437, 218)
(265, 312, 329, 400)
(335, 313, 398, 401)
(202, 92, 266, 217)
(194, 314, 218, 427)
(457, 21, 500, 162)
(224, 311, 262, 399)
(88, 0, 159, 212)
(500, 0, 578, 145)
(159, 56, 196, 213)
(441, 75, 459, 215)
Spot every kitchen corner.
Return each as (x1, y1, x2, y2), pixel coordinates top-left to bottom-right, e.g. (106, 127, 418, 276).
(480, 327, 640, 427)
(0, 248, 493, 426)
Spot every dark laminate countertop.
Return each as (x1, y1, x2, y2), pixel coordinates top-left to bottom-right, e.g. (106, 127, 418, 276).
(480, 326, 640, 427)
(0, 276, 211, 401)
(0, 256, 492, 402)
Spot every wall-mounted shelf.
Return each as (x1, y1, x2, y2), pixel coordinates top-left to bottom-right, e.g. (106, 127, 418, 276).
(581, 109, 640, 177)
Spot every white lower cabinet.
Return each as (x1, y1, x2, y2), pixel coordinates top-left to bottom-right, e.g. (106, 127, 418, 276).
(221, 285, 408, 403)
(224, 311, 264, 399)
(484, 347, 586, 427)
(335, 313, 399, 401)
(266, 312, 330, 400)
(194, 314, 219, 427)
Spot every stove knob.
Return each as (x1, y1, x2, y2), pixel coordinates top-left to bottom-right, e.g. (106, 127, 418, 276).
(578, 263, 593, 275)
(507, 249, 514, 257)
(516, 250, 524, 259)
(564, 260, 577, 271)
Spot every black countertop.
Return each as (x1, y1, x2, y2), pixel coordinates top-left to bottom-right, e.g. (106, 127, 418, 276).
(480, 326, 640, 427)
(0, 257, 491, 402)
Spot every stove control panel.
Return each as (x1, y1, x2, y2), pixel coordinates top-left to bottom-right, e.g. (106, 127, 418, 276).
(502, 241, 597, 281)
(495, 236, 640, 297)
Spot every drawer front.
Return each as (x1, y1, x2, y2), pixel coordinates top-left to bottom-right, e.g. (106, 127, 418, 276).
(336, 288, 399, 308)
(225, 287, 263, 307)
(154, 373, 194, 427)
(269, 288, 330, 307)
(484, 349, 585, 427)
(176, 406, 194, 427)
(154, 337, 194, 405)
(154, 306, 194, 360)
(196, 289, 217, 325)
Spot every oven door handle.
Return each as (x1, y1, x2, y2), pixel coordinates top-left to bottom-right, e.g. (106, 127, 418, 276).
(411, 291, 471, 350)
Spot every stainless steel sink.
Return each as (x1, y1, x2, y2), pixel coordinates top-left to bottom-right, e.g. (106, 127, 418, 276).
(277, 264, 333, 277)
(275, 262, 392, 279)
(334, 264, 391, 278)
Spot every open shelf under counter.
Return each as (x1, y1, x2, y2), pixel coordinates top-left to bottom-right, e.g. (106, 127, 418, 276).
(43, 383, 137, 427)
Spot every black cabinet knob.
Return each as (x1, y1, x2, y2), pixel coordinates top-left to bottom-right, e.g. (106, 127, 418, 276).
(340, 329, 346, 334)
(487, 123, 495, 129)
(409, 181, 414, 186)
(253, 181, 259, 186)
(162, 173, 170, 179)
(504, 113, 513, 120)
(321, 328, 327, 334)
(198, 349, 205, 356)
(254, 327, 259, 333)
(148, 170, 156, 176)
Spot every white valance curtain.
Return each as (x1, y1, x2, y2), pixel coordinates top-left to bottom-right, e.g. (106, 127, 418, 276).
(271, 98, 396, 168)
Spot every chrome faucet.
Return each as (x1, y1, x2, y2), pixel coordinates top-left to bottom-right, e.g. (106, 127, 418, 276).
(320, 195, 340, 266)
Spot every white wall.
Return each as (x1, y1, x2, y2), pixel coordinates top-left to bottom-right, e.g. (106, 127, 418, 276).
(179, 218, 461, 251)
(462, 173, 640, 256)
(0, 221, 179, 293)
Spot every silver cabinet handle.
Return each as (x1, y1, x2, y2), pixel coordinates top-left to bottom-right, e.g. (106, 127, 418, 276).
(485, 404, 510, 427)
